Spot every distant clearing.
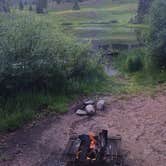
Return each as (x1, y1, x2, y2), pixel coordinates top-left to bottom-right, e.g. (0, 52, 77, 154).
(48, 0, 141, 45)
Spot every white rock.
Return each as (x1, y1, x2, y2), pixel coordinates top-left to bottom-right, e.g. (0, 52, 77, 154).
(85, 105, 95, 115)
(84, 100, 95, 105)
(96, 100, 105, 111)
(76, 109, 87, 116)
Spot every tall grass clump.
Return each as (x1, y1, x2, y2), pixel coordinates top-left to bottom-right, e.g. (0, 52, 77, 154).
(0, 13, 104, 132)
(114, 47, 166, 86)
(114, 49, 145, 73)
(126, 55, 143, 73)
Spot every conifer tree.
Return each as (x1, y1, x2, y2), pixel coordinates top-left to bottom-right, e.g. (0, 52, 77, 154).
(36, 0, 47, 13)
(19, 0, 24, 10)
(73, 0, 80, 10)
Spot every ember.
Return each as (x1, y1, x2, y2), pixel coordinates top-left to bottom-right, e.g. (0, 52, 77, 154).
(63, 130, 124, 166)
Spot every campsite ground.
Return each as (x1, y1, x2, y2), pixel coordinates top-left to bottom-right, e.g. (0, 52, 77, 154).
(0, 0, 166, 166)
(0, 86, 166, 166)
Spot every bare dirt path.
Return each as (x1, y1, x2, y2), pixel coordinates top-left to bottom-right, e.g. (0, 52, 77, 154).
(0, 89, 166, 166)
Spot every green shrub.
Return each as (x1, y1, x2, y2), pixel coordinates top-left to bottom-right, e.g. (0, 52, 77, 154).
(0, 110, 34, 132)
(148, 0, 166, 69)
(0, 13, 103, 96)
(113, 48, 146, 73)
(0, 13, 104, 132)
(126, 55, 143, 72)
(116, 49, 145, 73)
(73, 1, 80, 10)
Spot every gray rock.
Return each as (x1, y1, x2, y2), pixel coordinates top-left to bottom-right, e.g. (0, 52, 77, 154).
(96, 100, 105, 111)
(76, 109, 87, 116)
(83, 100, 95, 105)
(85, 105, 95, 115)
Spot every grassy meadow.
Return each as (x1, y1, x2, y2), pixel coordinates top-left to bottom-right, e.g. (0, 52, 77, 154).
(48, 0, 145, 44)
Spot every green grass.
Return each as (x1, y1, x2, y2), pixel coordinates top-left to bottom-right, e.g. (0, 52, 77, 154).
(38, 0, 148, 46)
(14, 0, 144, 45)
(0, 94, 73, 132)
(112, 48, 166, 91)
(1, 70, 164, 133)
(1, 71, 155, 133)
(0, 81, 101, 132)
(48, 0, 141, 44)
(0, 110, 34, 132)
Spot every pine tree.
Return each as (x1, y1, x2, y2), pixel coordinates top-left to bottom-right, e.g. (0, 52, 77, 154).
(137, 0, 153, 23)
(19, 0, 24, 10)
(73, 0, 80, 10)
(36, 0, 47, 13)
(0, 0, 10, 13)
(29, 4, 33, 11)
(55, 0, 61, 4)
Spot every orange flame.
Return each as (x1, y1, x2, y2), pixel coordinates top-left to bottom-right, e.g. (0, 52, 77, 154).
(88, 132, 96, 149)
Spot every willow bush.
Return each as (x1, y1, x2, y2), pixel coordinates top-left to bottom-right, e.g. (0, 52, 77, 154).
(0, 13, 104, 131)
(0, 13, 103, 97)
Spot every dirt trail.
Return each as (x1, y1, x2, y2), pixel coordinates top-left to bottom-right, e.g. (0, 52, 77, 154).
(0, 90, 166, 166)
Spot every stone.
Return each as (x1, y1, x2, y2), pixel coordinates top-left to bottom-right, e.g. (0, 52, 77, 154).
(85, 105, 95, 115)
(76, 109, 87, 116)
(83, 100, 95, 105)
(96, 100, 105, 111)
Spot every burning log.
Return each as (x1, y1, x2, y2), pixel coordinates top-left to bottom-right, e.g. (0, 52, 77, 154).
(63, 130, 124, 166)
(77, 134, 90, 161)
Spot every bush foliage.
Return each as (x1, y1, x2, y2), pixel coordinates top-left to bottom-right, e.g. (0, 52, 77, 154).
(0, 13, 103, 97)
(126, 55, 143, 73)
(115, 49, 144, 73)
(148, 0, 166, 69)
(0, 13, 104, 132)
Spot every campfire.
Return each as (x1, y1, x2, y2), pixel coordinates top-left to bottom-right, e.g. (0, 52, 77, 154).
(63, 130, 124, 166)
(76, 132, 97, 161)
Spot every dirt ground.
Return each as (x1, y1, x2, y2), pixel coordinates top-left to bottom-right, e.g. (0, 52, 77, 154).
(0, 90, 166, 166)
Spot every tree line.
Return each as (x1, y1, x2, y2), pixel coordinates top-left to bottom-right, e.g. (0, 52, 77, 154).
(126, 0, 166, 73)
(138, 0, 166, 69)
(137, 0, 154, 23)
(0, 0, 82, 13)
